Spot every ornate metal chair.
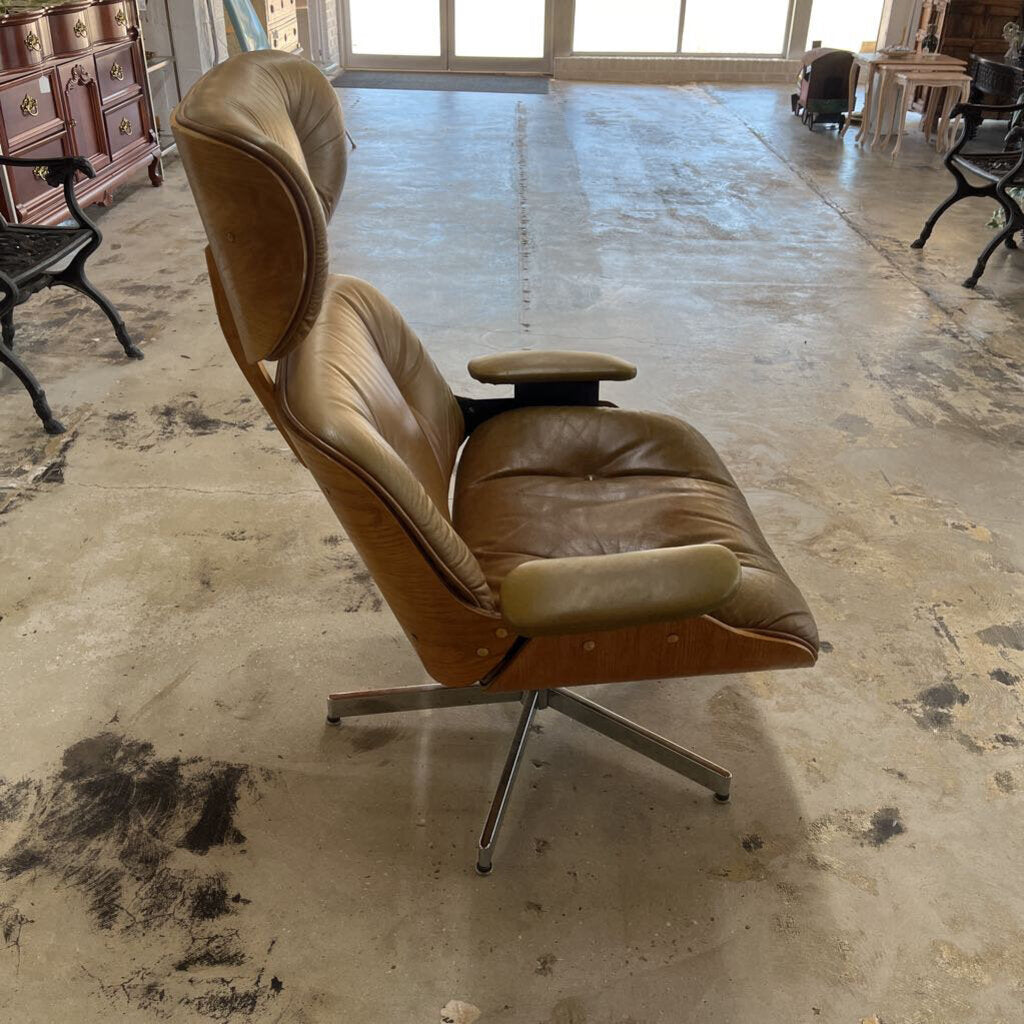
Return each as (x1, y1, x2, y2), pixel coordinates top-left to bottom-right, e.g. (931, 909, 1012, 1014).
(173, 51, 818, 875)
(911, 98, 1024, 288)
(0, 154, 141, 434)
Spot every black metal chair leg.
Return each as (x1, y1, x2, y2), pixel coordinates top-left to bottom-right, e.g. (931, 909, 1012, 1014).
(963, 185, 1024, 288)
(0, 341, 64, 434)
(964, 218, 1017, 289)
(57, 268, 143, 360)
(911, 177, 980, 249)
(999, 187, 1024, 251)
(2, 310, 14, 350)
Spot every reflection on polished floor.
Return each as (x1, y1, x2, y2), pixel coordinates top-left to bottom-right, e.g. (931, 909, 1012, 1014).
(0, 79, 1022, 1022)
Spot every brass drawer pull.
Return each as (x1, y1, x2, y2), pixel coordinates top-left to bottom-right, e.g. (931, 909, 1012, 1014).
(21, 94, 38, 117)
(32, 165, 49, 181)
(25, 31, 41, 52)
(74, 18, 88, 38)
(114, 8, 128, 27)
(110, 62, 124, 81)
(118, 116, 133, 136)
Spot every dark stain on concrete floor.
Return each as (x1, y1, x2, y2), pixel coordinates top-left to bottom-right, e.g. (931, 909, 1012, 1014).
(863, 807, 905, 847)
(897, 680, 972, 731)
(977, 622, 1024, 651)
(153, 398, 254, 438)
(0, 733, 282, 1019)
(990, 668, 1020, 686)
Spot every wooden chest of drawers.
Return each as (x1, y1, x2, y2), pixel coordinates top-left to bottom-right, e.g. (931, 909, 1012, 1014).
(0, 0, 160, 225)
(252, 0, 300, 54)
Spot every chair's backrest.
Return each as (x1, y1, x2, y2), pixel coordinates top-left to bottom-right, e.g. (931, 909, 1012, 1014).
(172, 52, 503, 683)
(172, 49, 344, 365)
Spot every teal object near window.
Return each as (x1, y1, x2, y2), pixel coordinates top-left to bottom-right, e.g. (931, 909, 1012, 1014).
(224, 0, 270, 51)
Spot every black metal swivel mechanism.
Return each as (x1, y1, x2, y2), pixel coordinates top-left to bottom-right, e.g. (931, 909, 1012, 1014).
(0, 154, 142, 434)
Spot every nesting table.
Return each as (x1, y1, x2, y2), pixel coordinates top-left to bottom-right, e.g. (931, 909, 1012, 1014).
(888, 69, 972, 157)
(841, 52, 968, 154)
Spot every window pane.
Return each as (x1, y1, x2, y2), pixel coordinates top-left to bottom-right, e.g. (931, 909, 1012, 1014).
(573, 0, 680, 54)
(806, 0, 884, 52)
(455, 0, 546, 58)
(349, 0, 440, 56)
(681, 0, 789, 54)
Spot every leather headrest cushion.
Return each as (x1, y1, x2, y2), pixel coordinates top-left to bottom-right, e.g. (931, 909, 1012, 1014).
(172, 50, 347, 363)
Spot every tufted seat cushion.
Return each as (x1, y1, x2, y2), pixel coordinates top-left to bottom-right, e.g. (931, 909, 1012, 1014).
(453, 406, 818, 653)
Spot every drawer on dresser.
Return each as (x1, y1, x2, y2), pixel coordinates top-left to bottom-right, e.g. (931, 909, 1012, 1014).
(268, 17, 299, 52)
(49, 2, 95, 58)
(264, 0, 296, 23)
(104, 94, 146, 158)
(95, 42, 137, 103)
(1, 70, 63, 149)
(0, 14, 48, 75)
(90, 0, 131, 44)
(5, 132, 71, 212)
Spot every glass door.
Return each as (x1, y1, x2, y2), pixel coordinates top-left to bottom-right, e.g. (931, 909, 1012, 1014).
(449, 0, 549, 72)
(343, 0, 551, 73)
(344, 0, 445, 70)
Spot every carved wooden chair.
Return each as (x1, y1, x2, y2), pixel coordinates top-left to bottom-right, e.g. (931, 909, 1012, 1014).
(0, 154, 141, 434)
(172, 52, 818, 874)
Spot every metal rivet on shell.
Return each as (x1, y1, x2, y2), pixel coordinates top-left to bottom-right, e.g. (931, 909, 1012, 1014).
(476, 647, 489, 657)
(582, 640, 596, 652)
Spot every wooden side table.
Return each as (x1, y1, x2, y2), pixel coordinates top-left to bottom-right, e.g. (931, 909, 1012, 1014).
(888, 70, 972, 158)
(841, 52, 967, 146)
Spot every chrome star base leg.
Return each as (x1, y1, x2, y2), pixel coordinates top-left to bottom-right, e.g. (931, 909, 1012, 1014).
(326, 682, 521, 722)
(324, 682, 732, 873)
(476, 690, 541, 875)
(546, 688, 732, 802)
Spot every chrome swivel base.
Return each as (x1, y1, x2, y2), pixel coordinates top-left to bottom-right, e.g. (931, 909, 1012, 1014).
(326, 682, 732, 875)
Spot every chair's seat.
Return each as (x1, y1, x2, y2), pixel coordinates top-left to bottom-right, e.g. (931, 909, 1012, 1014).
(954, 151, 1024, 184)
(453, 406, 818, 653)
(0, 225, 91, 285)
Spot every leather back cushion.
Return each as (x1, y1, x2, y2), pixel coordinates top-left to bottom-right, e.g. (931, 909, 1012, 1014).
(276, 276, 493, 608)
(171, 50, 346, 364)
(280, 275, 465, 514)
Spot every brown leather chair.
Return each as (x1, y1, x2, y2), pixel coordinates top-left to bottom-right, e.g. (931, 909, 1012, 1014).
(172, 51, 818, 874)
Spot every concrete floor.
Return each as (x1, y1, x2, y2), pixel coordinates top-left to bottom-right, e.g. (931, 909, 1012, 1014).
(0, 81, 1022, 1023)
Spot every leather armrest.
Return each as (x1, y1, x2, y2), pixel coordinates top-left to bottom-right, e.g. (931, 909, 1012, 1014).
(499, 544, 742, 638)
(468, 350, 637, 385)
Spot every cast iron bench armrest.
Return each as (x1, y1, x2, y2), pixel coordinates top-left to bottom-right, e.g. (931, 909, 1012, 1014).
(0, 154, 95, 177)
(951, 99, 1024, 117)
(0, 155, 98, 233)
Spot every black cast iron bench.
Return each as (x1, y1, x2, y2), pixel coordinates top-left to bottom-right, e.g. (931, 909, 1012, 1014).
(911, 99, 1024, 289)
(0, 154, 141, 434)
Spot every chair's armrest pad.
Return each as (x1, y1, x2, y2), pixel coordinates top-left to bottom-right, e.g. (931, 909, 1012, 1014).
(499, 545, 742, 638)
(468, 350, 637, 385)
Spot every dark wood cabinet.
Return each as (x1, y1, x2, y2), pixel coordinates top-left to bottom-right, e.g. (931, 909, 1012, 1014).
(0, 0, 159, 225)
(937, 1, 1024, 64)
